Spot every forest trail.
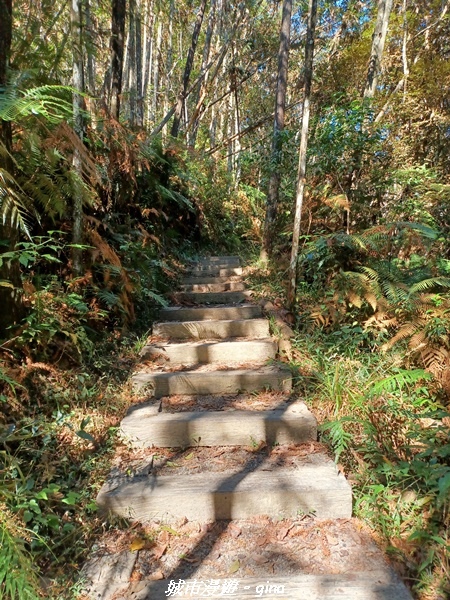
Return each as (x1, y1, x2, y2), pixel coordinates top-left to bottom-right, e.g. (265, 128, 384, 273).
(83, 256, 413, 600)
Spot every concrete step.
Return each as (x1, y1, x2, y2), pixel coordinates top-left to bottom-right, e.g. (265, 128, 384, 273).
(97, 458, 352, 522)
(122, 572, 414, 600)
(131, 365, 292, 396)
(179, 281, 246, 293)
(142, 339, 276, 366)
(181, 274, 243, 284)
(173, 290, 253, 304)
(192, 256, 241, 267)
(187, 266, 243, 277)
(158, 304, 262, 322)
(121, 399, 317, 448)
(154, 318, 270, 340)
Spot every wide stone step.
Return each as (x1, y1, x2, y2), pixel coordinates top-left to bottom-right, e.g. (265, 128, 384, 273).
(121, 399, 317, 447)
(154, 318, 270, 340)
(97, 459, 352, 522)
(192, 255, 241, 267)
(181, 274, 243, 285)
(131, 365, 292, 396)
(179, 281, 246, 293)
(173, 290, 252, 304)
(158, 304, 262, 322)
(124, 572, 413, 600)
(187, 266, 243, 277)
(142, 339, 276, 365)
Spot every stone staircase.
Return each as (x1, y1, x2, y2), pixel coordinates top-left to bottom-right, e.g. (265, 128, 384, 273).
(87, 256, 413, 600)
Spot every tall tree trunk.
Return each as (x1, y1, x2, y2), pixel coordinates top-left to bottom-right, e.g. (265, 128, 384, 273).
(109, 0, 126, 119)
(287, 0, 317, 309)
(261, 0, 292, 260)
(142, 0, 154, 125)
(71, 0, 85, 277)
(189, 0, 216, 147)
(363, 0, 394, 99)
(171, 0, 208, 138)
(0, 0, 25, 335)
(151, 13, 162, 124)
(127, 0, 137, 126)
(135, 0, 144, 127)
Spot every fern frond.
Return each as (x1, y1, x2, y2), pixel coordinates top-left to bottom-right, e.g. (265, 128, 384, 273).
(408, 277, 450, 295)
(369, 369, 431, 395)
(0, 168, 32, 236)
(0, 85, 74, 123)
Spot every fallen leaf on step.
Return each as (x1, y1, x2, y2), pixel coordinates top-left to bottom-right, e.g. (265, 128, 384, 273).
(152, 543, 168, 560)
(149, 570, 164, 580)
(159, 530, 170, 544)
(129, 537, 146, 552)
(256, 535, 270, 546)
(228, 523, 242, 538)
(229, 559, 240, 574)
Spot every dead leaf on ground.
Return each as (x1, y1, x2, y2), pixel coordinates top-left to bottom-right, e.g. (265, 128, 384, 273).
(129, 537, 146, 552)
(151, 543, 168, 560)
(149, 570, 164, 580)
(229, 559, 240, 574)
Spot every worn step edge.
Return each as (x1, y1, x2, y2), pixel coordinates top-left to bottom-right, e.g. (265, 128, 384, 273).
(153, 318, 270, 340)
(172, 290, 253, 304)
(186, 266, 243, 277)
(141, 339, 276, 365)
(191, 255, 241, 266)
(97, 462, 352, 522)
(181, 274, 243, 285)
(121, 400, 317, 448)
(131, 365, 292, 397)
(158, 304, 262, 322)
(179, 282, 246, 293)
(118, 571, 414, 600)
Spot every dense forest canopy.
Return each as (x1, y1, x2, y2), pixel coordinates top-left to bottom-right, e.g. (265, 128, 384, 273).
(0, 0, 450, 598)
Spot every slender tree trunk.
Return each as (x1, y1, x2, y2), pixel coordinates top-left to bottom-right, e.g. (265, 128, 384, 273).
(135, 0, 144, 127)
(189, 0, 216, 147)
(171, 0, 208, 138)
(363, 0, 394, 99)
(71, 0, 85, 277)
(142, 0, 154, 125)
(127, 0, 137, 126)
(85, 0, 96, 96)
(0, 0, 25, 335)
(287, 0, 317, 309)
(109, 0, 126, 119)
(151, 14, 162, 123)
(261, 0, 292, 260)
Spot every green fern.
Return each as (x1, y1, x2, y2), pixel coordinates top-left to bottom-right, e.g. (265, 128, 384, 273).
(369, 369, 431, 395)
(0, 85, 74, 124)
(319, 416, 355, 462)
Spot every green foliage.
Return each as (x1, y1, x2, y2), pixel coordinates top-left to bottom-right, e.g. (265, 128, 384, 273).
(0, 509, 40, 600)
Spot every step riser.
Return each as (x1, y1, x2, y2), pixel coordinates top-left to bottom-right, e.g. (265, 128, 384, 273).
(121, 404, 317, 448)
(173, 291, 252, 304)
(181, 275, 243, 285)
(132, 367, 292, 397)
(154, 318, 270, 340)
(97, 466, 352, 522)
(126, 573, 414, 600)
(192, 256, 240, 267)
(158, 305, 262, 322)
(196, 256, 241, 266)
(179, 282, 246, 293)
(187, 267, 243, 277)
(144, 339, 276, 365)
